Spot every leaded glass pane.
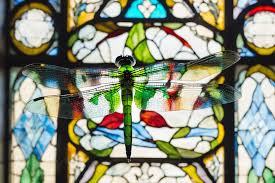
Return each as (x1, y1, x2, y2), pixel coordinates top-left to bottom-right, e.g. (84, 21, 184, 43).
(68, 106, 225, 159)
(204, 147, 225, 182)
(235, 65, 275, 182)
(9, 1, 59, 56)
(74, 160, 213, 182)
(10, 68, 58, 182)
(234, 3, 275, 57)
(7, 0, 275, 182)
(67, 1, 225, 63)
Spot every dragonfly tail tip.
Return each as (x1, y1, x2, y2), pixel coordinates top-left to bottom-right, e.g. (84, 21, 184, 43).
(127, 158, 131, 163)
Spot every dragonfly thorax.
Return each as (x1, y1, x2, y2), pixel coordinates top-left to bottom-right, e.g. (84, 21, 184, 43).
(123, 70, 131, 79)
(115, 55, 136, 67)
(121, 70, 133, 86)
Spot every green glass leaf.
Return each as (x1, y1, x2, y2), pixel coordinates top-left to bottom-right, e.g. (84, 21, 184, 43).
(215, 34, 224, 44)
(20, 154, 44, 183)
(21, 168, 31, 183)
(236, 34, 244, 48)
(248, 168, 259, 183)
(207, 87, 223, 99)
(156, 140, 181, 159)
(263, 168, 275, 183)
(134, 40, 155, 64)
(163, 23, 183, 29)
(89, 95, 99, 105)
(126, 23, 145, 50)
(173, 127, 190, 139)
(90, 148, 112, 157)
(213, 104, 224, 121)
(210, 139, 219, 149)
(177, 148, 202, 158)
(88, 119, 97, 129)
(68, 33, 78, 47)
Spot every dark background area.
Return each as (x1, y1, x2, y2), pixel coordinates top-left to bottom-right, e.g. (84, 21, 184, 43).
(0, 0, 6, 182)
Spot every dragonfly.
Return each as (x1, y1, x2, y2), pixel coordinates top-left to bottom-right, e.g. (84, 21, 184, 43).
(21, 50, 241, 162)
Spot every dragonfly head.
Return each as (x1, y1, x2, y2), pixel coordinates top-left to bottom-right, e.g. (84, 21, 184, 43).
(115, 55, 136, 67)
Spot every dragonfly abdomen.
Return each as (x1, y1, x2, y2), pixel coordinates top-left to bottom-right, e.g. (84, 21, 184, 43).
(121, 86, 133, 161)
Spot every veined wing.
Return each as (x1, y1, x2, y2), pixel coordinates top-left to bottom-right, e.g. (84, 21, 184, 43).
(134, 82, 241, 111)
(25, 83, 121, 119)
(132, 50, 240, 83)
(183, 50, 240, 82)
(21, 63, 121, 92)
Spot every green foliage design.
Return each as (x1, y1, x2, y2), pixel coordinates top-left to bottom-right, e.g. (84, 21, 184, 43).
(20, 154, 44, 183)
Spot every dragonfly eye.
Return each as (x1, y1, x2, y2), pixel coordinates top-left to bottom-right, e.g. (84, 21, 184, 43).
(115, 55, 136, 67)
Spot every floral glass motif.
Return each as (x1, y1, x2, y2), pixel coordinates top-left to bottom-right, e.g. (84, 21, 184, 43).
(189, 0, 225, 30)
(68, 22, 223, 64)
(235, 65, 275, 182)
(9, 1, 59, 56)
(10, 68, 59, 183)
(67, 0, 225, 63)
(62, 60, 228, 182)
(125, 0, 167, 18)
(68, 137, 225, 182)
(67, 0, 103, 32)
(69, 103, 225, 159)
(234, 2, 275, 57)
(73, 160, 214, 183)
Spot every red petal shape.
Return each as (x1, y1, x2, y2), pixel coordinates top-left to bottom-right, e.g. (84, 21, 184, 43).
(99, 112, 124, 129)
(162, 26, 192, 48)
(140, 110, 168, 127)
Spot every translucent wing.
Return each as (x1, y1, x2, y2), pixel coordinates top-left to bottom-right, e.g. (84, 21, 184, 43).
(25, 83, 121, 119)
(134, 82, 241, 111)
(21, 63, 121, 92)
(132, 50, 240, 83)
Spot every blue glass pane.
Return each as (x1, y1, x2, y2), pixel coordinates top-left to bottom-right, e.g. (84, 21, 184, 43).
(13, 112, 56, 160)
(125, 0, 167, 18)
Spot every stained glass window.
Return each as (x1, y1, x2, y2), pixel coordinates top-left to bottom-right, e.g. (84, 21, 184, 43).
(235, 65, 275, 182)
(5, 0, 275, 183)
(10, 68, 58, 182)
(233, 0, 275, 182)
